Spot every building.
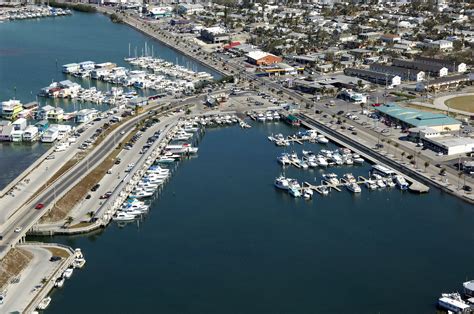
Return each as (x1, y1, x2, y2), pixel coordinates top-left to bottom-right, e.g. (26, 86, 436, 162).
(23, 125, 39, 142)
(41, 126, 59, 143)
(425, 40, 453, 51)
(380, 33, 401, 43)
(344, 68, 401, 87)
(177, 4, 204, 15)
(414, 56, 467, 73)
(246, 51, 282, 66)
(200, 27, 229, 44)
(375, 103, 461, 132)
(148, 6, 172, 18)
(415, 74, 471, 92)
(370, 63, 425, 81)
(62, 63, 80, 74)
(79, 61, 95, 70)
(12, 118, 27, 131)
(1, 99, 23, 120)
(76, 109, 98, 123)
(422, 136, 474, 156)
(392, 58, 448, 77)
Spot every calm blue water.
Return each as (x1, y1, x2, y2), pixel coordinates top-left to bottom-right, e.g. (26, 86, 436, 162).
(32, 121, 474, 314)
(0, 12, 219, 189)
(0, 12, 220, 112)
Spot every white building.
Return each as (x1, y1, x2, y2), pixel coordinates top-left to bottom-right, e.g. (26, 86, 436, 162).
(79, 61, 95, 70)
(76, 109, 98, 123)
(422, 136, 474, 156)
(178, 4, 204, 15)
(12, 118, 27, 131)
(62, 63, 80, 74)
(41, 126, 59, 143)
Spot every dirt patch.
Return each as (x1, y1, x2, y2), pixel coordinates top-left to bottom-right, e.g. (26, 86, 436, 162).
(0, 248, 33, 291)
(45, 246, 71, 258)
(69, 221, 94, 229)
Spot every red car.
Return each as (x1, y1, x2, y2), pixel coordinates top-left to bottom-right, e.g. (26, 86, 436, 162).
(35, 203, 44, 210)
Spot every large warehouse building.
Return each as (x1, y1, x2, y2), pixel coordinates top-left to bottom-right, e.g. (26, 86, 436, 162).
(375, 103, 461, 132)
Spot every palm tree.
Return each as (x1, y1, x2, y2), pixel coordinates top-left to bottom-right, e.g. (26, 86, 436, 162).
(401, 151, 405, 162)
(66, 216, 74, 225)
(424, 161, 430, 172)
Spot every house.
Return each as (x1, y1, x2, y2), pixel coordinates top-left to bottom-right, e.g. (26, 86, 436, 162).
(148, 6, 172, 18)
(246, 51, 282, 66)
(380, 33, 401, 43)
(79, 61, 95, 70)
(425, 40, 453, 51)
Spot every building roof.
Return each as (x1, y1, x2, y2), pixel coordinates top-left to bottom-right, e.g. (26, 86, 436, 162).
(375, 103, 461, 127)
(246, 51, 270, 61)
(426, 136, 474, 148)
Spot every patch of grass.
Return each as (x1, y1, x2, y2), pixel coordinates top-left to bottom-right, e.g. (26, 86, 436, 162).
(0, 248, 33, 290)
(69, 222, 94, 229)
(445, 95, 474, 113)
(45, 247, 70, 258)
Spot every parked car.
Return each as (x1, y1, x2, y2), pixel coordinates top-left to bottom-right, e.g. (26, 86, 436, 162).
(91, 184, 100, 192)
(462, 185, 472, 192)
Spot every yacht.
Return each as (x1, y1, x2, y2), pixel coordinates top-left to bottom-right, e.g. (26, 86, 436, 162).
(257, 113, 266, 122)
(265, 112, 274, 121)
(289, 152, 299, 163)
(353, 154, 365, 164)
(394, 175, 409, 190)
(273, 112, 280, 120)
(131, 190, 154, 198)
(37, 297, 52, 310)
(274, 176, 289, 190)
(157, 155, 176, 163)
(147, 166, 170, 174)
(277, 153, 290, 166)
(300, 160, 309, 169)
(320, 186, 329, 195)
(364, 180, 378, 190)
(316, 156, 328, 167)
(113, 212, 137, 221)
(303, 188, 313, 199)
(317, 135, 329, 144)
(288, 187, 301, 198)
(288, 179, 301, 190)
(376, 179, 386, 188)
(73, 258, 86, 269)
(384, 178, 396, 188)
(343, 173, 356, 183)
(323, 173, 339, 185)
(346, 182, 361, 193)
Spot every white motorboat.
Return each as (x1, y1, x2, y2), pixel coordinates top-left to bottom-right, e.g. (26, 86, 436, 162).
(157, 156, 175, 163)
(316, 157, 328, 167)
(342, 173, 356, 183)
(320, 186, 329, 195)
(376, 179, 386, 188)
(63, 267, 74, 279)
(289, 152, 299, 163)
(300, 160, 309, 169)
(257, 113, 266, 122)
(384, 178, 396, 188)
(113, 212, 137, 221)
(346, 182, 361, 193)
(353, 154, 365, 164)
(394, 175, 409, 190)
(317, 135, 329, 144)
(288, 187, 301, 198)
(55, 277, 65, 288)
(303, 188, 313, 199)
(323, 173, 339, 185)
(73, 258, 86, 269)
(288, 179, 301, 190)
(277, 153, 291, 166)
(274, 176, 289, 190)
(37, 297, 52, 310)
(364, 180, 378, 190)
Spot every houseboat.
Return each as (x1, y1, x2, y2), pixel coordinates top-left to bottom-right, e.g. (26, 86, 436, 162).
(41, 126, 59, 143)
(1, 99, 23, 120)
(23, 125, 39, 142)
(284, 114, 301, 127)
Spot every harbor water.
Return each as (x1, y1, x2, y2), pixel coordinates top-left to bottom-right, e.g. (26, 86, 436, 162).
(0, 11, 220, 189)
(33, 121, 474, 314)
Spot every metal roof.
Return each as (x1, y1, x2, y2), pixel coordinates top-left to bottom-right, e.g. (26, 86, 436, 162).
(375, 103, 461, 127)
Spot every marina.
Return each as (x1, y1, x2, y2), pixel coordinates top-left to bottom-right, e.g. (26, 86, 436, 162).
(1, 7, 473, 314)
(0, 6, 72, 22)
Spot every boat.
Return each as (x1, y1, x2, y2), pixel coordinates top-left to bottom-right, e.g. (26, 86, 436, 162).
(156, 156, 175, 163)
(394, 175, 409, 190)
(322, 173, 339, 185)
(320, 186, 329, 195)
(364, 180, 378, 190)
(353, 154, 365, 164)
(346, 182, 361, 193)
(277, 153, 291, 166)
(438, 294, 471, 313)
(73, 258, 86, 269)
(274, 176, 289, 190)
(288, 187, 301, 198)
(37, 297, 52, 310)
(317, 135, 329, 144)
(63, 266, 73, 279)
(112, 212, 137, 221)
(316, 157, 328, 167)
(303, 188, 313, 199)
(54, 277, 65, 288)
(342, 173, 356, 183)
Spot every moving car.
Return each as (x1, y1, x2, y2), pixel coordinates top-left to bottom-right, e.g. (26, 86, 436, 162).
(35, 203, 44, 210)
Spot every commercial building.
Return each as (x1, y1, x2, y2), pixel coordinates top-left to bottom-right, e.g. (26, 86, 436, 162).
(344, 68, 401, 86)
(177, 4, 204, 16)
(375, 103, 461, 132)
(370, 63, 425, 81)
(200, 27, 229, 44)
(392, 58, 448, 77)
(246, 51, 283, 66)
(422, 136, 474, 156)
